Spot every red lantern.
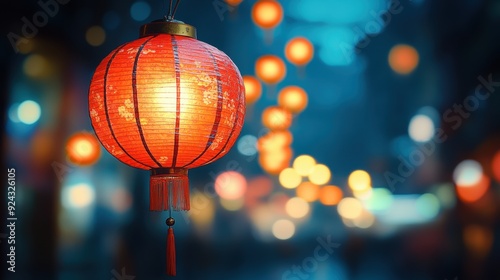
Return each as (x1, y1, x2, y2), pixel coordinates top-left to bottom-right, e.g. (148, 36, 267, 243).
(88, 18, 245, 275)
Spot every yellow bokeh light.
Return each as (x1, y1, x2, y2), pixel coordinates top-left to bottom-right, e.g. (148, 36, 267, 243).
(337, 197, 363, 219)
(258, 149, 292, 175)
(285, 37, 314, 66)
(65, 183, 95, 208)
(319, 185, 343, 206)
(262, 106, 292, 131)
(348, 170, 372, 191)
(255, 55, 286, 84)
(190, 191, 215, 229)
(353, 187, 373, 200)
(17, 100, 41, 125)
(86, 25, 106, 47)
(293, 155, 316, 176)
(388, 44, 419, 75)
(220, 197, 244, 211)
(352, 210, 375, 229)
(272, 219, 295, 240)
(257, 131, 293, 152)
(23, 54, 51, 78)
(215, 171, 247, 200)
(243, 75, 262, 104)
(308, 164, 331, 185)
(252, 0, 283, 29)
(278, 86, 308, 114)
(296, 182, 320, 202)
(279, 167, 302, 189)
(285, 197, 310, 218)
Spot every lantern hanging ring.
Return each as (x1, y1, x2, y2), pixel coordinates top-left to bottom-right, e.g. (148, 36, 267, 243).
(165, 0, 181, 21)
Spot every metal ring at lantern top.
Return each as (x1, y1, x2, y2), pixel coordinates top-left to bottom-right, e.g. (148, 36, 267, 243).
(139, 20, 197, 39)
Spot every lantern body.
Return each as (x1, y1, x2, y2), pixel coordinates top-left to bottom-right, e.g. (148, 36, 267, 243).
(89, 34, 246, 210)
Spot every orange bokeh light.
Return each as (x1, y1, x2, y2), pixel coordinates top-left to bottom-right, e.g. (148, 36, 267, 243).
(66, 132, 101, 166)
(251, 0, 283, 29)
(456, 175, 490, 203)
(262, 106, 292, 131)
(492, 151, 500, 182)
(388, 44, 419, 75)
(259, 148, 293, 175)
(215, 171, 247, 200)
(278, 86, 308, 114)
(285, 37, 314, 66)
(319, 185, 343, 206)
(225, 0, 243, 6)
(255, 55, 286, 85)
(296, 182, 320, 202)
(257, 130, 293, 152)
(243, 75, 262, 104)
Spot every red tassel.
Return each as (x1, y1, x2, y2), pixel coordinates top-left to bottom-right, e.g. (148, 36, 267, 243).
(167, 227, 176, 276)
(150, 169, 190, 211)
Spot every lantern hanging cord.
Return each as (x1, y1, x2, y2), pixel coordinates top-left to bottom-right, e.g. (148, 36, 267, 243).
(165, 0, 181, 21)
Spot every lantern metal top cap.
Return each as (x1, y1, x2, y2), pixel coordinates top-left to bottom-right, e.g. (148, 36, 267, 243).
(139, 19, 197, 39)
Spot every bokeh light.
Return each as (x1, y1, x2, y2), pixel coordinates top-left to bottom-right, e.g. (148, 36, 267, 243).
(66, 132, 101, 166)
(130, 1, 151, 21)
(278, 86, 308, 114)
(190, 191, 215, 230)
(251, 0, 283, 29)
(408, 114, 435, 142)
(363, 188, 393, 211)
(220, 197, 244, 211)
(86, 25, 106, 47)
(285, 197, 310, 218)
(285, 37, 314, 66)
(319, 185, 343, 206)
(279, 168, 302, 189)
(463, 225, 493, 258)
(296, 182, 320, 202)
(62, 183, 95, 209)
(347, 170, 371, 191)
(23, 54, 52, 78)
(293, 155, 316, 176)
(225, 0, 243, 6)
(491, 151, 500, 182)
(109, 187, 133, 213)
(308, 164, 331, 185)
(262, 106, 293, 131)
(255, 55, 286, 84)
(388, 44, 419, 75)
(215, 171, 247, 200)
(257, 130, 293, 152)
(259, 149, 292, 175)
(456, 175, 490, 203)
(337, 197, 363, 220)
(243, 75, 262, 104)
(272, 219, 295, 240)
(17, 100, 41, 125)
(352, 210, 375, 229)
(453, 160, 483, 187)
(415, 193, 440, 219)
(237, 134, 258, 156)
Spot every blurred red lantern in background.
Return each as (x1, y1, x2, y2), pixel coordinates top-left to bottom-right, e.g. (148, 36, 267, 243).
(88, 18, 245, 275)
(261, 106, 292, 131)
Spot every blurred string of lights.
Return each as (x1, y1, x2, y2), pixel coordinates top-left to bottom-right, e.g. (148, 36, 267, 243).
(5, 0, 499, 246)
